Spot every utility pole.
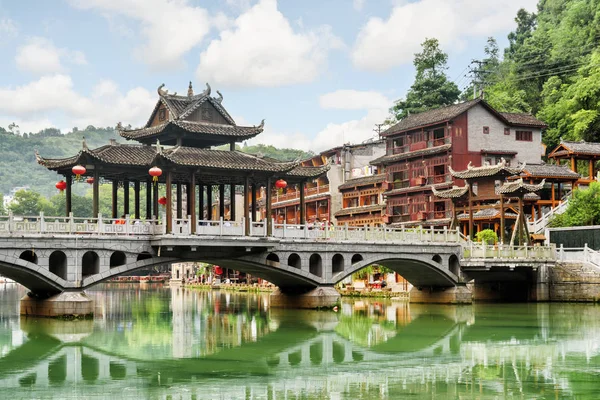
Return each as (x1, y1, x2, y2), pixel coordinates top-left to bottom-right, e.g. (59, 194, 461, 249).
(469, 59, 492, 99)
(373, 123, 386, 139)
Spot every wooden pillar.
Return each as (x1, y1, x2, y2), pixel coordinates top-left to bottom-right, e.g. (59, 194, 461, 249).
(134, 181, 140, 220)
(176, 182, 182, 219)
(219, 184, 225, 219)
(189, 173, 196, 234)
(230, 142, 235, 151)
(123, 179, 130, 216)
(299, 181, 306, 224)
(517, 195, 524, 246)
(468, 183, 474, 240)
(153, 180, 159, 219)
(266, 178, 273, 236)
(146, 180, 152, 220)
(65, 174, 72, 217)
(251, 184, 257, 221)
(558, 182, 562, 203)
(244, 177, 250, 236)
(499, 194, 505, 244)
(166, 170, 173, 234)
(198, 183, 204, 221)
(92, 169, 99, 218)
(206, 185, 213, 220)
(551, 182, 555, 206)
(571, 157, 576, 172)
(111, 179, 118, 219)
(230, 183, 236, 221)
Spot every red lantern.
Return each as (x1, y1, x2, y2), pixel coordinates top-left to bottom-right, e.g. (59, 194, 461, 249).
(214, 266, 223, 275)
(275, 179, 287, 189)
(158, 196, 167, 206)
(149, 166, 162, 184)
(86, 177, 94, 185)
(55, 180, 67, 193)
(72, 165, 86, 181)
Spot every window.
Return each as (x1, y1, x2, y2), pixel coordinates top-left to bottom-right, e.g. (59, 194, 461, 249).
(516, 131, 532, 141)
(504, 127, 510, 135)
(483, 126, 489, 134)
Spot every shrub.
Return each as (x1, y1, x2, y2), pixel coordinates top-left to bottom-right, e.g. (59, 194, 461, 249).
(476, 229, 498, 245)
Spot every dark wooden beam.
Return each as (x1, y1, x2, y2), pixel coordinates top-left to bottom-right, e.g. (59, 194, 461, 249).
(123, 179, 130, 216)
(299, 181, 306, 224)
(230, 183, 236, 221)
(134, 180, 140, 220)
(65, 174, 72, 217)
(176, 182, 182, 219)
(198, 183, 204, 220)
(153, 181, 159, 219)
(189, 173, 196, 233)
(244, 177, 250, 235)
(266, 177, 272, 236)
(146, 179, 152, 220)
(219, 184, 225, 220)
(166, 170, 173, 233)
(92, 169, 99, 218)
(206, 185, 213, 220)
(251, 184, 257, 222)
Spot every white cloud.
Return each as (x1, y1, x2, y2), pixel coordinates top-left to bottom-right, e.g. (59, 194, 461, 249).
(15, 37, 87, 75)
(68, 0, 211, 70)
(353, 0, 365, 11)
(0, 117, 56, 135)
(0, 18, 17, 37)
(196, 0, 343, 87)
(319, 90, 391, 111)
(0, 74, 155, 131)
(352, 0, 538, 71)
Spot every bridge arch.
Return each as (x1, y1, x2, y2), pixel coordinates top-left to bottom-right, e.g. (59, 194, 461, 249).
(449, 254, 460, 276)
(288, 253, 301, 269)
(432, 254, 442, 264)
(19, 250, 38, 264)
(309, 254, 322, 277)
(110, 251, 127, 268)
(351, 254, 363, 264)
(266, 253, 279, 264)
(332, 254, 344, 274)
(82, 251, 100, 279)
(49, 251, 67, 280)
(136, 252, 152, 262)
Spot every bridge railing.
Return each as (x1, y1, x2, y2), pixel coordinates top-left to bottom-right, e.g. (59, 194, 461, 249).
(556, 244, 600, 271)
(0, 212, 163, 235)
(463, 242, 557, 260)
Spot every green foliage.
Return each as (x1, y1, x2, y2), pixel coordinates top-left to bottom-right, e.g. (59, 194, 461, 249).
(389, 38, 461, 122)
(550, 181, 600, 227)
(8, 190, 48, 215)
(0, 193, 4, 215)
(476, 229, 498, 245)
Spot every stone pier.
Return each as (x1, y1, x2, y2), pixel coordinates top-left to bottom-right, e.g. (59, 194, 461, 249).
(409, 285, 472, 304)
(270, 286, 341, 309)
(20, 291, 94, 318)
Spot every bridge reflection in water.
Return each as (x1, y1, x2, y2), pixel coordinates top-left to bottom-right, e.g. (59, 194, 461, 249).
(1, 284, 600, 399)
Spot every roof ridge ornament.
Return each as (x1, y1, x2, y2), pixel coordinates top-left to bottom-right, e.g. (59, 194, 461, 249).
(216, 90, 223, 103)
(156, 139, 162, 155)
(257, 119, 265, 129)
(116, 121, 123, 131)
(158, 83, 168, 96)
(467, 161, 473, 170)
(188, 81, 193, 97)
(202, 83, 211, 97)
(82, 136, 88, 151)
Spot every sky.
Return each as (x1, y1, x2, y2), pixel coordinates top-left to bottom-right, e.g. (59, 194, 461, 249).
(0, 0, 537, 152)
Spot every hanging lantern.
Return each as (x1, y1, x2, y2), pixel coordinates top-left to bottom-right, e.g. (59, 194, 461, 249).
(86, 177, 94, 185)
(149, 166, 162, 184)
(214, 265, 223, 275)
(158, 196, 167, 206)
(275, 179, 287, 189)
(72, 165, 86, 181)
(55, 180, 67, 193)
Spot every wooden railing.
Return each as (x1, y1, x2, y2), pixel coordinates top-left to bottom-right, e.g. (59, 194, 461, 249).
(272, 185, 330, 203)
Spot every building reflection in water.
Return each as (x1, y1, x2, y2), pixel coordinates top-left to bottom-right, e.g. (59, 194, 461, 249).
(0, 284, 599, 398)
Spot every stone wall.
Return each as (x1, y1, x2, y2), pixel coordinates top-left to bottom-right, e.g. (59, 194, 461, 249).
(549, 262, 600, 302)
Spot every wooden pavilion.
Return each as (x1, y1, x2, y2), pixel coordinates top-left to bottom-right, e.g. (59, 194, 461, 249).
(36, 82, 328, 235)
(548, 140, 600, 186)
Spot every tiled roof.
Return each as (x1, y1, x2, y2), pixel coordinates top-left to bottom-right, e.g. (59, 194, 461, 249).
(36, 144, 156, 169)
(449, 158, 523, 179)
(551, 140, 600, 157)
(431, 185, 469, 199)
(284, 164, 330, 178)
(496, 178, 545, 195)
(383, 182, 452, 197)
(338, 174, 386, 190)
(119, 120, 263, 140)
(370, 144, 451, 165)
(480, 149, 518, 155)
(521, 163, 580, 179)
(499, 112, 547, 128)
(334, 204, 385, 217)
(458, 208, 518, 220)
(383, 99, 481, 136)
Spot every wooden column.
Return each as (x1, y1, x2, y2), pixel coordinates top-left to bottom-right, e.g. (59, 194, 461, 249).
(65, 174, 72, 217)
(230, 183, 236, 221)
(166, 170, 173, 233)
(219, 184, 225, 219)
(244, 177, 250, 236)
(517, 195, 524, 245)
(176, 183, 182, 219)
(551, 182, 555, 206)
(499, 194, 505, 244)
(571, 157, 576, 172)
(590, 159, 594, 180)
(153, 180, 159, 219)
(111, 180, 118, 219)
(206, 185, 213, 220)
(92, 170, 99, 218)
(189, 173, 196, 233)
(134, 181, 140, 220)
(123, 179, 130, 217)
(198, 183, 204, 221)
(299, 181, 306, 224)
(146, 180, 152, 220)
(266, 178, 273, 236)
(251, 184, 257, 221)
(467, 182, 474, 240)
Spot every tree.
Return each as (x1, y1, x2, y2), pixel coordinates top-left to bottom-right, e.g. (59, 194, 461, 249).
(8, 190, 45, 215)
(389, 38, 461, 122)
(550, 181, 600, 227)
(506, 8, 537, 60)
(0, 193, 5, 215)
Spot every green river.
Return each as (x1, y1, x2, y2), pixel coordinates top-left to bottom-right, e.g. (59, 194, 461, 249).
(1, 283, 600, 399)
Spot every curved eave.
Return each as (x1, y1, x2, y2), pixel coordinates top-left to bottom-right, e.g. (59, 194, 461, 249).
(431, 184, 469, 199)
(279, 164, 330, 183)
(119, 121, 263, 144)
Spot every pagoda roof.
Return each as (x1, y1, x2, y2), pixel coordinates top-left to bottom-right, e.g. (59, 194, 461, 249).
(117, 82, 264, 147)
(431, 184, 469, 199)
(382, 98, 546, 137)
(458, 208, 518, 220)
(520, 163, 580, 180)
(449, 158, 524, 180)
(334, 204, 385, 217)
(370, 144, 451, 165)
(496, 178, 545, 195)
(338, 174, 385, 190)
(283, 164, 331, 180)
(548, 140, 600, 158)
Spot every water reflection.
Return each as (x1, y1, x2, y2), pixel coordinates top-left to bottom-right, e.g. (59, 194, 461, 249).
(0, 284, 600, 398)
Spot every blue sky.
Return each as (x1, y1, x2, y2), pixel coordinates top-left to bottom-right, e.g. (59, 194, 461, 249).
(0, 0, 537, 151)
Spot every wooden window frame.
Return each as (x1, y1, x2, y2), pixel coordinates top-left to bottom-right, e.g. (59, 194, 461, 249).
(504, 127, 510, 135)
(515, 130, 533, 141)
(483, 126, 489, 134)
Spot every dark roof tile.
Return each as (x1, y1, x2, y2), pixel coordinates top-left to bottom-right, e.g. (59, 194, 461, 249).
(499, 112, 547, 128)
(370, 144, 451, 165)
(338, 174, 385, 190)
(334, 204, 385, 217)
(521, 163, 580, 179)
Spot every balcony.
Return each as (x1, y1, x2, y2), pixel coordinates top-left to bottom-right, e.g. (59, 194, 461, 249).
(389, 136, 451, 155)
(272, 185, 330, 203)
